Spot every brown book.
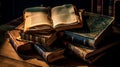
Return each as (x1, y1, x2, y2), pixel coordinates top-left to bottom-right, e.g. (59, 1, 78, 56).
(18, 31, 57, 47)
(16, 23, 57, 47)
(23, 4, 83, 34)
(64, 40, 120, 64)
(97, 0, 103, 14)
(7, 30, 32, 53)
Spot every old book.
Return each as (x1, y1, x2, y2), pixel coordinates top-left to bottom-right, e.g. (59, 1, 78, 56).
(33, 40, 65, 63)
(23, 4, 83, 34)
(16, 23, 57, 47)
(18, 31, 57, 47)
(7, 30, 32, 53)
(91, 0, 97, 13)
(62, 12, 114, 48)
(97, 0, 103, 14)
(64, 40, 120, 64)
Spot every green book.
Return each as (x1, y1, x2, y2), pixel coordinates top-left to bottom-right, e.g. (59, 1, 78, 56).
(63, 12, 114, 48)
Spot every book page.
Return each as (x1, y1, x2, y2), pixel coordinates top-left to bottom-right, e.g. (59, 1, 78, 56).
(51, 4, 79, 28)
(24, 7, 52, 32)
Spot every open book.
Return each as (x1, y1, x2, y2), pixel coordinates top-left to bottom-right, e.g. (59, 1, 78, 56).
(23, 4, 83, 34)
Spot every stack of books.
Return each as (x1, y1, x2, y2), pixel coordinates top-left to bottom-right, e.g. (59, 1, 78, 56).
(7, 4, 116, 64)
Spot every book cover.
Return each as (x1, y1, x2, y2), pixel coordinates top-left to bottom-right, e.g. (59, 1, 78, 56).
(108, 0, 114, 16)
(91, 0, 97, 13)
(103, 0, 109, 15)
(23, 4, 83, 34)
(33, 40, 65, 63)
(7, 30, 32, 53)
(18, 31, 57, 47)
(97, 0, 103, 14)
(64, 39, 120, 64)
(16, 23, 57, 47)
(103, 0, 116, 16)
(62, 12, 114, 48)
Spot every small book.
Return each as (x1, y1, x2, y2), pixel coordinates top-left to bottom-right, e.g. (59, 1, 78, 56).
(16, 23, 57, 47)
(7, 30, 32, 53)
(33, 40, 65, 63)
(62, 12, 114, 48)
(23, 4, 83, 34)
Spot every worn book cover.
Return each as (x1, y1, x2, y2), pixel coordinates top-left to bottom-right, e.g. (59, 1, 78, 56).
(33, 39, 65, 63)
(23, 4, 83, 34)
(62, 12, 114, 48)
(64, 39, 120, 64)
(16, 23, 57, 47)
(7, 30, 32, 53)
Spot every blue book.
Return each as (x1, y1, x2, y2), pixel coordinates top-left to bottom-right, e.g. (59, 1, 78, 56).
(63, 12, 114, 48)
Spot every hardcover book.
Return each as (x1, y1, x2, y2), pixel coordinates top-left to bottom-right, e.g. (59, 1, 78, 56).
(64, 40, 120, 64)
(23, 4, 83, 34)
(7, 30, 32, 53)
(62, 12, 114, 48)
(33, 40, 65, 63)
(18, 31, 57, 47)
(16, 23, 57, 47)
(97, 0, 103, 14)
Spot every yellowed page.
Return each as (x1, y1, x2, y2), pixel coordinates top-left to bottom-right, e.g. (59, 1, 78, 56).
(51, 4, 79, 28)
(23, 7, 52, 32)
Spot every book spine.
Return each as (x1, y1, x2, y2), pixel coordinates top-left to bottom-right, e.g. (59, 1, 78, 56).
(115, 0, 120, 23)
(9, 34, 18, 51)
(91, 0, 97, 13)
(33, 44, 65, 63)
(33, 44, 48, 61)
(8, 31, 32, 53)
(113, 0, 117, 17)
(64, 41, 94, 61)
(97, 0, 103, 14)
(20, 32, 47, 46)
(91, 0, 94, 12)
(103, 0, 109, 15)
(63, 31, 95, 48)
(108, 0, 114, 16)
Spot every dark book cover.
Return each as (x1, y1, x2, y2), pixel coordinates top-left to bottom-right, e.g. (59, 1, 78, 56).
(97, 0, 103, 14)
(62, 12, 114, 48)
(63, 34, 120, 64)
(7, 30, 32, 53)
(91, 0, 97, 13)
(16, 22, 57, 47)
(33, 39, 65, 63)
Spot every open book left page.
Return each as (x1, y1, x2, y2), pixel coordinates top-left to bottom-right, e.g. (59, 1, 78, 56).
(23, 7, 53, 34)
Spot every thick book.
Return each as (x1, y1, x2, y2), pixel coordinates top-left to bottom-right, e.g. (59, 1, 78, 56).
(23, 4, 83, 34)
(7, 30, 32, 53)
(16, 23, 57, 47)
(62, 12, 114, 48)
(33, 40, 65, 63)
(64, 40, 120, 64)
(18, 31, 57, 47)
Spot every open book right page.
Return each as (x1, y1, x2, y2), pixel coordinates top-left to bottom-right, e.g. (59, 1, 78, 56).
(51, 4, 83, 31)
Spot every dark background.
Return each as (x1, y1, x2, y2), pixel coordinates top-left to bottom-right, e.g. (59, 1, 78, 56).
(1, 0, 91, 25)
(1, 0, 120, 25)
